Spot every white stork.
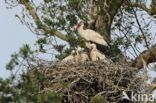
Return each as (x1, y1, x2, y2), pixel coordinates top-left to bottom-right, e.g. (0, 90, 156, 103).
(62, 50, 76, 62)
(75, 19, 112, 56)
(90, 44, 111, 63)
(76, 47, 89, 62)
(76, 20, 108, 46)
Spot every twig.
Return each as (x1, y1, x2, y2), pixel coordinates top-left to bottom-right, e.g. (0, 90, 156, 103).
(133, 8, 150, 49)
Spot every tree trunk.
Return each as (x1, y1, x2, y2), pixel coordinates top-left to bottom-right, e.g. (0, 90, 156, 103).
(89, 0, 125, 44)
(95, 13, 112, 44)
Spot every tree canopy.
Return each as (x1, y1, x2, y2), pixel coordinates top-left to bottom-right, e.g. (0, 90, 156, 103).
(0, 0, 156, 102)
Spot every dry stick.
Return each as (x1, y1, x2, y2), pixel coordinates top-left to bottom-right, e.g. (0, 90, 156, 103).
(31, 61, 143, 102)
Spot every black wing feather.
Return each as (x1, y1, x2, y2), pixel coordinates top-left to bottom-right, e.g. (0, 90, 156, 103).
(89, 41, 112, 57)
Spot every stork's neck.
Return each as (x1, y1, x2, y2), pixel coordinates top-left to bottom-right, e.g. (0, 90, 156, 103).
(73, 54, 76, 57)
(92, 46, 97, 52)
(78, 24, 84, 35)
(92, 48, 96, 52)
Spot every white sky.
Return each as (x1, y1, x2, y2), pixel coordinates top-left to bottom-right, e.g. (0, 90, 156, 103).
(0, 1, 36, 79)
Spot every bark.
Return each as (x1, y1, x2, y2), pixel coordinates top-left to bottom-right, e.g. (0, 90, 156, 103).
(90, 0, 156, 43)
(95, 14, 111, 43)
(90, 0, 156, 68)
(131, 44, 156, 69)
(89, 0, 125, 43)
(142, 58, 156, 103)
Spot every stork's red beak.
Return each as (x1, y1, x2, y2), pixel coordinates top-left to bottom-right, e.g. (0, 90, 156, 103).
(75, 23, 80, 31)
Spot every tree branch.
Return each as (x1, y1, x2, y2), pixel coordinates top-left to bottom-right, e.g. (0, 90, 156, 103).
(89, 0, 98, 29)
(19, 0, 68, 41)
(127, 2, 149, 12)
(152, 84, 156, 91)
(125, 0, 156, 17)
(133, 8, 150, 49)
(131, 44, 156, 69)
(109, 0, 125, 16)
(142, 58, 149, 87)
(142, 58, 156, 103)
(142, 58, 150, 103)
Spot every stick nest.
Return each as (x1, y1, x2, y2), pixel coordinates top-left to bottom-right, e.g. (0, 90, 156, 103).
(29, 61, 144, 103)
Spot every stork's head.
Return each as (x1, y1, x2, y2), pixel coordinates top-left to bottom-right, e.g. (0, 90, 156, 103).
(75, 19, 83, 31)
(77, 47, 82, 54)
(77, 19, 82, 24)
(71, 50, 76, 56)
(90, 44, 96, 50)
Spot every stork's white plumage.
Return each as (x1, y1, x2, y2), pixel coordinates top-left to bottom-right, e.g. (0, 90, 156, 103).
(62, 50, 76, 62)
(76, 20, 108, 46)
(90, 44, 110, 63)
(76, 47, 89, 62)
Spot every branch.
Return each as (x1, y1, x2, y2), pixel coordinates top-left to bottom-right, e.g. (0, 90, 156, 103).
(142, 58, 156, 103)
(125, 0, 156, 17)
(133, 8, 150, 49)
(127, 2, 149, 12)
(142, 58, 150, 103)
(19, 0, 68, 41)
(142, 58, 149, 87)
(103, 7, 111, 27)
(131, 44, 156, 69)
(152, 84, 156, 91)
(89, 0, 98, 29)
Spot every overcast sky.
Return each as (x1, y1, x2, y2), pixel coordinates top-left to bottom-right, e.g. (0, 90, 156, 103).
(0, 1, 36, 79)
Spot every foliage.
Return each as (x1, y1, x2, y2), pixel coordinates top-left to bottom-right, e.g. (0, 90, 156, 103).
(6, 44, 35, 70)
(1, 0, 156, 102)
(0, 71, 63, 103)
(91, 95, 104, 103)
